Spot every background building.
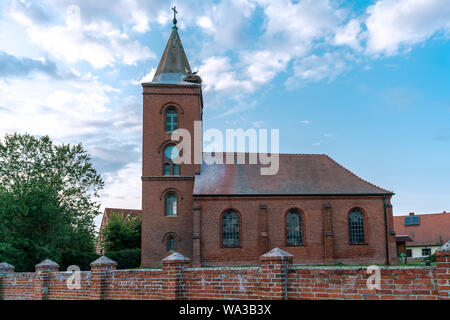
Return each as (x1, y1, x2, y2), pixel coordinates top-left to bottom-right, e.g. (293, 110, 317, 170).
(394, 211, 450, 260)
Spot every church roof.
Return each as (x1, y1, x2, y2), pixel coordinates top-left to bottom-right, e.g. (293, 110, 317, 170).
(152, 25, 194, 84)
(193, 153, 392, 196)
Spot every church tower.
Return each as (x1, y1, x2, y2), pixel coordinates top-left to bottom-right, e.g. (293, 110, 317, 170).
(141, 8, 203, 265)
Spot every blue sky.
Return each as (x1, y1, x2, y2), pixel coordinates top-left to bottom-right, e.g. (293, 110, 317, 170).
(0, 0, 449, 227)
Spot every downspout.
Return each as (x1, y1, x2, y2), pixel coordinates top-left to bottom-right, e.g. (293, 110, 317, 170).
(383, 194, 390, 265)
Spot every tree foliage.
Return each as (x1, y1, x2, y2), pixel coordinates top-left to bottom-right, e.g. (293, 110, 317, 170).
(100, 212, 141, 253)
(0, 133, 104, 271)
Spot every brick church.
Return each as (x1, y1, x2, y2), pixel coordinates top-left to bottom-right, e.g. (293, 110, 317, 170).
(100, 14, 398, 267)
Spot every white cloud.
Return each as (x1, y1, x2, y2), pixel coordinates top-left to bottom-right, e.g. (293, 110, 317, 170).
(139, 68, 156, 83)
(197, 0, 256, 48)
(257, 0, 344, 52)
(197, 16, 214, 32)
(365, 0, 450, 55)
(9, 3, 154, 68)
(199, 56, 253, 93)
(96, 161, 141, 229)
(0, 74, 117, 138)
(288, 52, 353, 85)
(130, 68, 156, 85)
(242, 50, 291, 84)
(334, 19, 363, 51)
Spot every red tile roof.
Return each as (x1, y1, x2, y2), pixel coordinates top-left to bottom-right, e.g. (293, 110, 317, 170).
(193, 153, 392, 196)
(393, 212, 450, 246)
(103, 208, 142, 220)
(395, 235, 413, 243)
(99, 208, 142, 232)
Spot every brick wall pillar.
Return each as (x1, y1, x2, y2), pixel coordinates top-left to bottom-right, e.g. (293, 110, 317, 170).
(0, 262, 15, 300)
(258, 204, 269, 255)
(161, 252, 190, 300)
(322, 203, 335, 264)
(33, 259, 59, 300)
(192, 203, 201, 268)
(435, 242, 450, 300)
(89, 256, 117, 300)
(259, 248, 293, 300)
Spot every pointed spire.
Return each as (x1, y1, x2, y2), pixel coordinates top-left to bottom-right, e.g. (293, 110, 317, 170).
(152, 8, 199, 84)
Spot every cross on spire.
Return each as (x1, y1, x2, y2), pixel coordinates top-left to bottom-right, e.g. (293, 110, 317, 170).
(172, 6, 178, 28)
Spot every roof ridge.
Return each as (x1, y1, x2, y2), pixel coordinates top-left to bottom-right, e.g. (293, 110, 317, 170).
(324, 155, 393, 194)
(104, 207, 141, 211)
(395, 212, 450, 217)
(202, 152, 326, 157)
(105, 207, 142, 210)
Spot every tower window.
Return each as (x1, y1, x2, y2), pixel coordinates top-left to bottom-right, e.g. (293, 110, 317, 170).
(167, 236, 175, 252)
(349, 209, 365, 244)
(163, 163, 171, 175)
(222, 210, 239, 248)
(165, 108, 178, 132)
(286, 210, 303, 246)
(165, 193, 177, 216)
(163, 145, 180, 175)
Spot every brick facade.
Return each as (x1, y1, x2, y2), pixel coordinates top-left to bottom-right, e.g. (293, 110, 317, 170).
(138, 24, 398, 267)
(139, 77, 398, 268)
(141, 83, 201, 266)
(1, 247, 449, 300)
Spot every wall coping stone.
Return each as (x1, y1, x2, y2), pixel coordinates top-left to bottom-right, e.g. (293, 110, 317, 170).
(35, 259, 59, 268)
(261, 247, 293, 259)
(0, 262, 15, 271)
(162, 252, 190, 262)
(90, 256, 118, 266)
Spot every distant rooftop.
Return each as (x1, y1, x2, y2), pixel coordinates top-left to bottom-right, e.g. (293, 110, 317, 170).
(394, 211, 450, 246)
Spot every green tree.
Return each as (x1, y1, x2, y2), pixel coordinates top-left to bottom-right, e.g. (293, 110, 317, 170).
(0, 133, 104, 271)
(100, 213, 141, 253)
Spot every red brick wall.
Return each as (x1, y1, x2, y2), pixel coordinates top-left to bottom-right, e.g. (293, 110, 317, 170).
(1, 250, 449, 300)
(1, 272, 34, 300)
(181, 267, 260, 299)
(47, 271, 91, 300)
(287, 267, 437, 300)
(104, 270, 164, 300)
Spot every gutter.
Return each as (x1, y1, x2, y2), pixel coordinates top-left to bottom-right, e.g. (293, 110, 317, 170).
(383, 194, 390, 265)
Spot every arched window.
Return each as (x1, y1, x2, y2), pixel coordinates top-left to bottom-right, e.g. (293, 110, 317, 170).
(165, 108, 178, 132)
(286, 210, 302, 246)
(165, 193, 177, 216)
(163, 145, 180, 175)
(349, 209, 365, 244)
(167, 236, 175, 252)
(163, 163, 171, 175)
(222, 210, 239, 247)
